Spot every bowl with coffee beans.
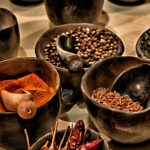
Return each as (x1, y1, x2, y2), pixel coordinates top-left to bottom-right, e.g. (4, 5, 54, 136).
(81, 56, 150, 144)
(35, 23, 124, 113)
(136, 28, 150, 59)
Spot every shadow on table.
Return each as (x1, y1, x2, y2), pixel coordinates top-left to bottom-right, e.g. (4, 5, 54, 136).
(96, 10, 110, 27)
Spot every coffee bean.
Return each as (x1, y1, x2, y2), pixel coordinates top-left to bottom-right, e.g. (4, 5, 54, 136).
(43, 27, 120, 68)
(92, 87, 143, 112)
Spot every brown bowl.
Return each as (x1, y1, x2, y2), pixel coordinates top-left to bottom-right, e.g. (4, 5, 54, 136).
(136, 28, 150, 59)
(81, 56, 150, 144)
(44, 0, 104, 25)
(0, 57, 61, 150)
(35, 23, 124, 113)
(31, 128, 110, 150)
(0, 8, 20, 61)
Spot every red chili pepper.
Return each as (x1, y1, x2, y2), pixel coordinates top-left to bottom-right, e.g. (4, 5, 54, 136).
(41, 147, 49, 150)
(76, 139, 103, 150)
(68, 120, 85, 149)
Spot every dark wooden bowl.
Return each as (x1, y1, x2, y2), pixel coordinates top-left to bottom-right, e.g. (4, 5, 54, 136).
(136, 28, 150, 59)
(0, 8, 20, 61)
(31, 128, 110, 150)
(81, 56, 150, 144)
(44, 0, 104, 25)
(0, 57, 61, 150)
(35, 23, 124, 113)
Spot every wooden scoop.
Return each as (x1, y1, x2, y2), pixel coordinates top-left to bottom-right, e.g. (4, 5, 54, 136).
(56, 35, 84, 71)
(1, 90, 36, 119)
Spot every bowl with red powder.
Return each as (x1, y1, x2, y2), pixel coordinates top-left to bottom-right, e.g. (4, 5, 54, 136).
(0, 57, 61, 150)
(81, 56, 150, 144)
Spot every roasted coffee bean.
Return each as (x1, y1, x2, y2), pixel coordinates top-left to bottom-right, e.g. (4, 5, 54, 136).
(92, 87, 144, 112)
(43, 27, 120, 68)
(140, 28, 150, 58)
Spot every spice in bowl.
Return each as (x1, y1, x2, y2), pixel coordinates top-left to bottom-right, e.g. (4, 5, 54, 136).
(91, 87, 144, 112)
(138, 28, 150, 58)
(0, 73, 54, 119)
(43, 27, 121, 69)
(35, 120, 104, 150)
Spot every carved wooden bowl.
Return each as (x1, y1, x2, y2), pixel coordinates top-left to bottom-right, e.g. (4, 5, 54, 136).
(35, 23, 124, 113)
(81, 56, 150, 144)
(0, 57, 61, 150)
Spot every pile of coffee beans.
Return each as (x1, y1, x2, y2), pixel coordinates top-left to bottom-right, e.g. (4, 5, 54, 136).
(140, 28, 150, 58)
(43, 27, 120, 68)
(92, 87, 143, 112)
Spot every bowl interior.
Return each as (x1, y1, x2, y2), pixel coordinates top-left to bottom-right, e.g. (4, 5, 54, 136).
(0, 8, 17, 30)
(31, 128, 109, 150)
(136, 28, 150, 59)
(111, 64, 150, 108)
(82, 56, 150, 100)
(35, 23, 124, 70)
(0, 57, 59, 92)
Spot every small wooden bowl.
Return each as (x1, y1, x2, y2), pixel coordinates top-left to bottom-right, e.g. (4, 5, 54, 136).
(35, 23, 124, 113)
(31, 128, 110, 150)
(136, 28, 150, 59)
(0, 57, 61, 150)
(81, 56, 150, 144)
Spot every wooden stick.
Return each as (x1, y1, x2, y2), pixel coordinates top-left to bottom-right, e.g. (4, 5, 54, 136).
(49, 121, 59, 150)
(24, 129, 31, 150)
(58, 126, 70, 150)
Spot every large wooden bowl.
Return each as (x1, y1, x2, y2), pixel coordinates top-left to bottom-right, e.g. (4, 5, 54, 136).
(35, 23, 124, 113)
(0, 57, 61, 150)
(81, 56, 150, 144)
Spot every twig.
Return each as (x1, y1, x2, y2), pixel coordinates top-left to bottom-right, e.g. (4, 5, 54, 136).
(24, 128, 31, 150)
(58, 126, 70, 150)
(49, 121, 59, 150)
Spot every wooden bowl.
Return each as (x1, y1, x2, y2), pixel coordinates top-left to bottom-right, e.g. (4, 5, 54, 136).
(0, 8, 20, 61)
(81, 56, 150, 144)
(0, 57, 61, 150)
(136, 28, 150, 59)
(44, 0, 104, 25)
(31, 128, 110, 150)
(35, 23, 124, 113)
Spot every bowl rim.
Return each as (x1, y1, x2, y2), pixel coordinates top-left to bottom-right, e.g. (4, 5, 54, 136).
(81, 56, 150, 116)
(35, 22, 124, 72)
(136, 28, 150, 59)
(0, 7, 18, 30)
(0, 57, 60, 116)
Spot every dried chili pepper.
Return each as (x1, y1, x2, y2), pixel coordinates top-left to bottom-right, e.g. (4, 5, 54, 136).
(68, 120, 85, 149)
(76, 139, 103, 150)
